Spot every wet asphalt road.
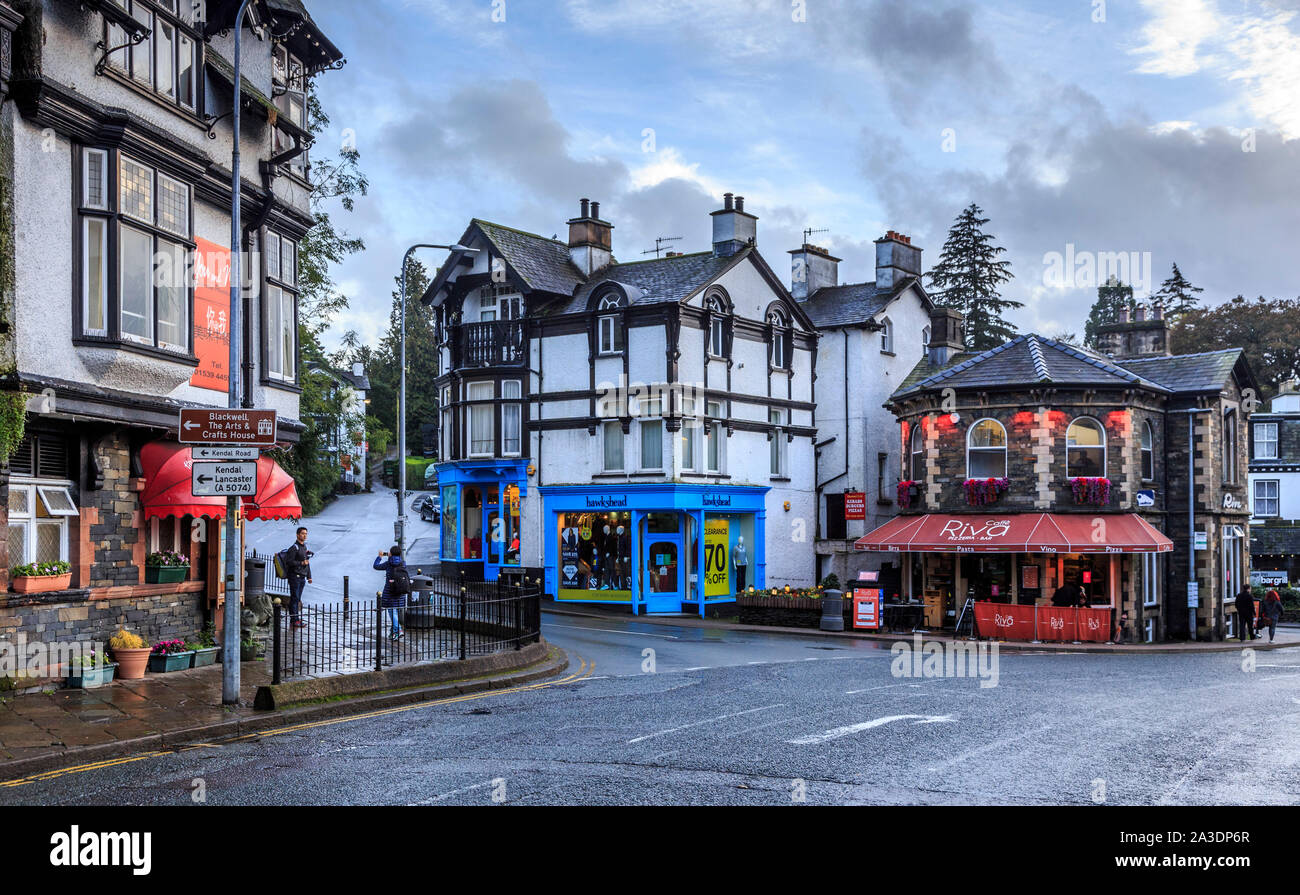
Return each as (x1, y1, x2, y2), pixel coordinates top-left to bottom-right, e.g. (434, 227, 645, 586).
(3, 615, 1298, 805)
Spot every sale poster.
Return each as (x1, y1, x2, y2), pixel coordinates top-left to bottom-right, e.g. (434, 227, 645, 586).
(191, 237, 232, 392)
(704, 518, 730, 597)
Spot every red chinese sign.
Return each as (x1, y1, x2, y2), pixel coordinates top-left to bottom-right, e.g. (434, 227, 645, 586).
(844, 492, 866, 520)
(191, 237, 231, 392)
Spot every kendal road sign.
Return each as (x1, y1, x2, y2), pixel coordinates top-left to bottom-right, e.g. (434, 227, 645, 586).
(179, 409, 277, 446)
(192, 445, 260, 461)
(191, 461, 258, 496)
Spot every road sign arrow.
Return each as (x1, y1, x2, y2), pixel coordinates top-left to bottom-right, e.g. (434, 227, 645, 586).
(184, 421, 200, 430)
(198, 475, 212, 485)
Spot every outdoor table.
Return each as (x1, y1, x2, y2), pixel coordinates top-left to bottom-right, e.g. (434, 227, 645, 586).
(883, 602, 925, 632)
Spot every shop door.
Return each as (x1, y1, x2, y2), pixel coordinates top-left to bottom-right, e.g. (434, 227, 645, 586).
(644, 536, 682, 613)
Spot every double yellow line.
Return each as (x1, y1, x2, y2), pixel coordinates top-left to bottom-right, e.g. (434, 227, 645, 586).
(0, 656, 593, 788)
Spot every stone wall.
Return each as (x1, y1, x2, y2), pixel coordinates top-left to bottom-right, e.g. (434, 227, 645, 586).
(85, 430, 141, 588)
(0, 587, 206, 650)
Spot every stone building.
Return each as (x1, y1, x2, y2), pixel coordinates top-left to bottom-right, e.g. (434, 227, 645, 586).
(857, 306, 1257, 642)
(0, 1, 342, 655)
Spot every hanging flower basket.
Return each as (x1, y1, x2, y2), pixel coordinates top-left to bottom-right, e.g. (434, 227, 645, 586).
(1071, 477, 1111, 506)
(963, 478, 1009, 507)
(897, 480, 920, 510)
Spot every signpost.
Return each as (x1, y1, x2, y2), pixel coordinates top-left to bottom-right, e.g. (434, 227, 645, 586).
(179, 408, 277, 446)
(192, 461, 258, 496)
(192, 445, 259, 461)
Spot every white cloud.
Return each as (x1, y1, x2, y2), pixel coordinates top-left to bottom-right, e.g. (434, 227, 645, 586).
(1226, 6, 1300, 137)
(629, 147, 724, 195)
(1133, 0, 1221, 76)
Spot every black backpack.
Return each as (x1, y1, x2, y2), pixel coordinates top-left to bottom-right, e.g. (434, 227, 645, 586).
(387, 564, 411, 596)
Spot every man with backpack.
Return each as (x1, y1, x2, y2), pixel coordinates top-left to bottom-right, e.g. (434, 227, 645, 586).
(374, 545, 411, 640)
(281, 527, 313, 629)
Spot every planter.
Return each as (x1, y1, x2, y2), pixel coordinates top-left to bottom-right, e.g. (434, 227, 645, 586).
(240, 641, 258, 662)
(111, 647, 151, 680)
(145, 565, 189, 584)
(148, 651, 195, 673)
(11, 573, 72, 594)
(66, 663, 117, 689)
(191, 647, 220, 668)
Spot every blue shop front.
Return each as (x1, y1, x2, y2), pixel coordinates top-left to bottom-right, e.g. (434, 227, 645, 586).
(540, 483, 767, 616)
(437, 459, 528, 581)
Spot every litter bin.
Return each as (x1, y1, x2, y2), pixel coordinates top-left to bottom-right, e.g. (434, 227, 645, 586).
(405, 574, 436, 629)
(245, 558, 267, 595)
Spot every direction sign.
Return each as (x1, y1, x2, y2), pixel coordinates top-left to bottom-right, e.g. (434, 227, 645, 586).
(192, 446, 260, 461)
(192, 461, 258, 496)
(179, 409, 277, 446)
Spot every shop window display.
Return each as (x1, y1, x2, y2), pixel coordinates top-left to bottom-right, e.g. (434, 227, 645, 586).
(558, 511, 632, 600)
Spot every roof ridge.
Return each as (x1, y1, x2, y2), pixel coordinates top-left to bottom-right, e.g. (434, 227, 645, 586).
(606, 251, 712, 268)
(1038, 335, 1149, 386)
(910, 334, 1029, 390)
(1026, 335, 1050, 381)
(473, 219, 568, 246)
(1121, 347, 1243, 363)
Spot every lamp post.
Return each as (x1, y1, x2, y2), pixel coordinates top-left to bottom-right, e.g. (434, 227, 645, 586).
(396, 243, 479, 554)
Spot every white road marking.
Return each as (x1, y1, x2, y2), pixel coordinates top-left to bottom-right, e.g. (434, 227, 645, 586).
(409, 779, 496, 805)
(926, 725, 1050, 774)
(1256, 664, 1300, 668)
(788, 714, 955, 745)
(627, 704, 785, 744)
(541, 622, 678, 640)
(685, 666, 712, 671)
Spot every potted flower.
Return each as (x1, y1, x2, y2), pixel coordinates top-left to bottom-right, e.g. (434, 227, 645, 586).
(66, 648, 117, 689)
(148, 638, 195, 673)
(897, 480, 920, 510)
(1070, 476, 1111, 506)
(963, 477, 1010, 507)
(10, 560, 72, 594)
(108, 628, 151, 680)
(145, 550, 190, 584)
(240, 630, 259, 662)
(190, 623, 220, 667)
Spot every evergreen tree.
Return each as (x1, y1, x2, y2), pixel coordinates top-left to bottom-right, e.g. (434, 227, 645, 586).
(374, 258, 438, 454)
(923, 204, 1018, 351)
(1153, 262, 1203, 319)
(1083, 276, 1136, 349)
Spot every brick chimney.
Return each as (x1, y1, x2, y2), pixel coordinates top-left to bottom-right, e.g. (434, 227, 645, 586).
(789, 243, 840, 300)
(567, 198, 613, 275)
(1095, 302, 1170, 360)
(875, 230, 922, 290)
(710, 192, 757, 258)
(928, 307, 965, 364)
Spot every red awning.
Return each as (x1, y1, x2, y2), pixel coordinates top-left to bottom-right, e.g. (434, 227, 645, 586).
(854, 513, 1173, 554)
(139, 441, 227, 520)
(242, 455, 303, 521)
(140, 442, 303, 522)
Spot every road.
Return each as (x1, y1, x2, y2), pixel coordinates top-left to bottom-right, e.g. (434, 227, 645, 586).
(4, 490, 1297, 806)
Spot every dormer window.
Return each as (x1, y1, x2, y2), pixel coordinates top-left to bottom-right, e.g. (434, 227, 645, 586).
(103, 0, 203, 113)
(768, 307, 791, 369)
(597, 293, 625, 355)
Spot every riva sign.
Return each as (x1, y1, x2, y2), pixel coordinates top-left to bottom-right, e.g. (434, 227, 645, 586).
(939, 519, 1012, 542)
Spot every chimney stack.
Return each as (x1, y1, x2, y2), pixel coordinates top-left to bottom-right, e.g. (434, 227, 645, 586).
(567, 197, 613, 275)
(789, 243, 841, 301)
(1095, 302, 1171, 360)
(874, 231, 923, 290)
(927, 307, 965, 365)
(710, 191, 757, 258)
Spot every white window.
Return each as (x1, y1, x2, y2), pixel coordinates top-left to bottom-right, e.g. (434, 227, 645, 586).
(1224, 407, 1239, 483)
(1254, 480, 1280, 517)
(707, 296, 727, 357)
(967, 418, 1007, 478)
(105, 1, 200, 111)
(273, 44, 309, 179)
(603, 421, 624, 472)
(83, 216, 109, 337)
(680, 397, 697, 471)
(1066, 417, 1106, 478)
(7, 479, 78, 570)
(909, 422, 924, 480)
(770, 409, 786, 476)
(467, 381, 494, 456)
(1254, 422, 1278, 460)
(640, 399, 663, 470)
(706, 400, 723, 473)
(441, 386, 453, 459)
(1139, 552, 1161, 607)
(265, 231, 299, 383)
(502, 380, 522, 456)
(921, 325, 930, 356)
(880, 317, 894, 353)
(1141, 420, 1155, 480)
(597, 296, 623, 354)
(768, 308, 790, 369)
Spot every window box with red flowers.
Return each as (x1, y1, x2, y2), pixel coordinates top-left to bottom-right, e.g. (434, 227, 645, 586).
(963, 478, 1009, 507)
(897, 480, 920, 510)
(1070, 477, 1111, 506)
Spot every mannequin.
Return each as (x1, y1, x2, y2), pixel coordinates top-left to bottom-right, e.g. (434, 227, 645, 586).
(600, 524, 615, 590)
(733, 535, 748, 594)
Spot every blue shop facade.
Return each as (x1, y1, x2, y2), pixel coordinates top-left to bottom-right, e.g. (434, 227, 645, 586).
(436, 459, 529, 582)
(540, 483, 768, 616)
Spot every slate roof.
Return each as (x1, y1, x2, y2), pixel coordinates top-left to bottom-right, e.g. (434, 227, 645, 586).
(1116, 349, 1245, 394)
(890, 334, 1171, 402)
(798, 281, 894, 328)
(545, 250, 744, 316)
(472, 220, 586, 298)
(1250, 524, 1300, 555)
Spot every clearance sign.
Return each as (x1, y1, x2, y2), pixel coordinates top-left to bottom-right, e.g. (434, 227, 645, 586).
(704, 518, 730, 597)
(191, 237, 231, 392)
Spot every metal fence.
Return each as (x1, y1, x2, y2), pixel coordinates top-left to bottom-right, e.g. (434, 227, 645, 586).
(247, 549, 290, 598)
(271, 575, 542, 682)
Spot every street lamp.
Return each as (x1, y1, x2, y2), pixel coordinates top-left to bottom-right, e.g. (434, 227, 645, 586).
(396, 243, 480, 554)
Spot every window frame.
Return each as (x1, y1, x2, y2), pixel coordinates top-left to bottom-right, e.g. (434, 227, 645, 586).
(705, 400, 724, 474)
(466, 381, 495, 458)
(1253, 479, 1280, 518)
(104, 0, 204, 115)
(272, 43, 310, 180)
(706, 294, 729, 359)
(639, 398, 664, 472)
(501, 379, 522, 457)
(768, 308, 791, 370)
(1065, 417, 1106, 479)
(7, 477, 79, 571)
(263, 229, 300, 385)
(909, 422, 925, 480)
(880, 316, 894, 354)
(75, 146, 196, 358)
(1141, 420, 1155, 481)
(602, 420, 625, 472)
(1254, 422, 1278, 460)
(1223, 407, 1238, 484)
(770, 408, 786, 477)
(966, 418, 1008, 479)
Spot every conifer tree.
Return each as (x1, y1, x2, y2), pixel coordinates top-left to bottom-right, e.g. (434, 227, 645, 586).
(923, 204, 1018, 351)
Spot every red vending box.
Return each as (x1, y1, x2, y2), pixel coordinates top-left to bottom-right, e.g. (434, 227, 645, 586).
(852, 588, 882, 630)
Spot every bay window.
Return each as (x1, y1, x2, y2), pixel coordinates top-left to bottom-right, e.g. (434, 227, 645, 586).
(264, 230, 299, 383)
(78, 148, 193, 355)
(467, 382, 495, 456)
(105, 0, 202, 112)
(273, 44, 310, 180)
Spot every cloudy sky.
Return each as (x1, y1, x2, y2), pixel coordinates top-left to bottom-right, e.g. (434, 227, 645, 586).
(306, 0, 1300, 350)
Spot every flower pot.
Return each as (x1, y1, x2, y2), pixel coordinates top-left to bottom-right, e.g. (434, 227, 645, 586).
(67, 663, 117, 689)
(145, 565, 189, 584)
(240, 641, 258, 662)
(191, 647, 220, 668)
(11, 573, 72, 594)
(148, 651, 195, 673)
(111, 647, 151, 680)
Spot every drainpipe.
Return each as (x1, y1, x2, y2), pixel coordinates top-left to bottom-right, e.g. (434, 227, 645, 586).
(1182, 407, 1212, 641)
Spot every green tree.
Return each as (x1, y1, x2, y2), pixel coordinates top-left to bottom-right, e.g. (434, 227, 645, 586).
(375, 258, 439, 452)
(1170, 296, 1300, 403)
(1153, 262, 1203, 319)
(1083, 276, 1136, 349)
(923, 203, 1018, 351)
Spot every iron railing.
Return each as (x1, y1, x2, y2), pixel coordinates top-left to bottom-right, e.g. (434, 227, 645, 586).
(450, 319, 526, 368)
(247, 548, 290, 597)
(271, 575, 542, 682)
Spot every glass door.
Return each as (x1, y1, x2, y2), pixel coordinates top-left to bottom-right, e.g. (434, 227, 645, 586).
(643, 512, 682, 613)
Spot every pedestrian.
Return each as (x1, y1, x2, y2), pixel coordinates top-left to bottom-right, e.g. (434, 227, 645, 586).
(1234, 586, 1256, 641)
(1259, 589, 1284, 643)
(374, 545, 411, 641)
(1050, 583, 1074, 607)
(284, 526, 313, 629)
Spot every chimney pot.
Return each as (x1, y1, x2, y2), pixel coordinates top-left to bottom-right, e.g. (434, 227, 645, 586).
(1153, 304, 1164, 320)
(591, 201, 600, 220)
(1118, 307, 1131, 323)
(1135, 306, 1147, 322)
(735, 196, 745, 213)
(580, 198, 590, 218)
(723, 192, 734, 211)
